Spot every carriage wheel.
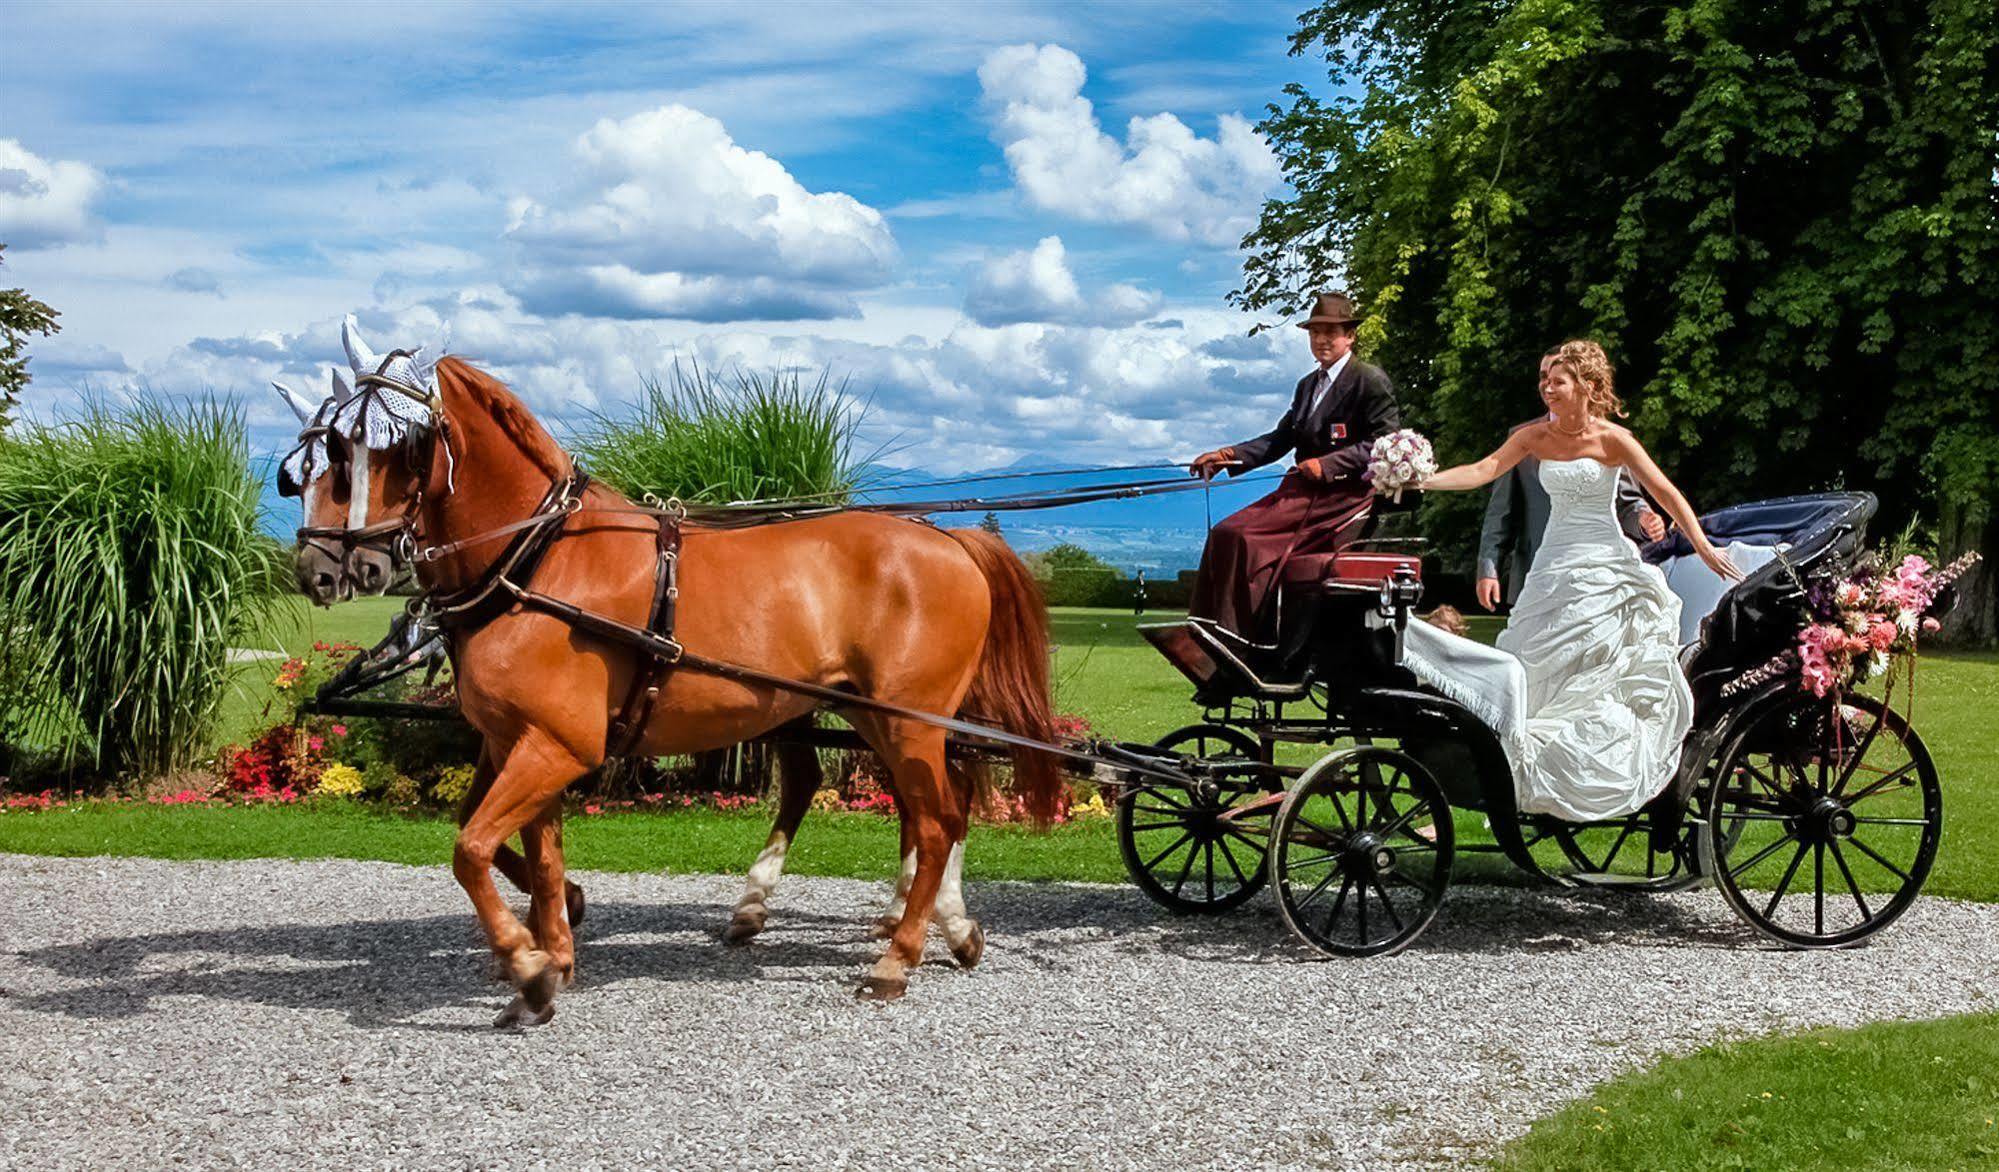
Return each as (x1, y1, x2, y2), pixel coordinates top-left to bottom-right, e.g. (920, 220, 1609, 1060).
(1536, 807, 1703, 893)
(1270, 746, 1453, 957)
(1116, 724, 1274, 913)
(1705, 692, 1941, 948)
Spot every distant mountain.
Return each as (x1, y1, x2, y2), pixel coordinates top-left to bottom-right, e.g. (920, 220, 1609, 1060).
(257, 451, 1240, 575)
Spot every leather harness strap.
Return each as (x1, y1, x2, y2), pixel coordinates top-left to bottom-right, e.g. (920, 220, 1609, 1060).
(607, 513, 682, 758)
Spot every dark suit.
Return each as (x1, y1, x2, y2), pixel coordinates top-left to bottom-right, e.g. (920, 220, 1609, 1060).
(1477, 421, 1655, 603)
(1189, 356, 1401, 640)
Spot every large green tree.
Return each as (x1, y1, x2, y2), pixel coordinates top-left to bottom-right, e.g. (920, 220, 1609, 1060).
(1237, 0, 1999, 641)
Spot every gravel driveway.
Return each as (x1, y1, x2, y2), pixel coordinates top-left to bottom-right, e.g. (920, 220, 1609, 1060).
(2, 853, 1995, 1170)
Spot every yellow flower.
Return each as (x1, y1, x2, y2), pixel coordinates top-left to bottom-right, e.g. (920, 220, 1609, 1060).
(315, 764, 366, 798)
(431, 764, 477, 805)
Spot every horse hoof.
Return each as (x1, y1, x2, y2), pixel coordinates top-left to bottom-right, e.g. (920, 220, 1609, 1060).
(565, 882, 587, 928)
(856, 975, 907, 1003)
(493, 995, 556, 1029)
(868, 916, 900, 941)
(950, 922, 986, 970)
(723, 912, 765, 945)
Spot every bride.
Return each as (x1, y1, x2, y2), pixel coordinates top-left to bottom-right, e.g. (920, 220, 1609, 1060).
(1405, 340, 1741, 820)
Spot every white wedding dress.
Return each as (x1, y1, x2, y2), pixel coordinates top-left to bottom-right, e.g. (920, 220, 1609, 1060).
(1402, 457, 1695, 820)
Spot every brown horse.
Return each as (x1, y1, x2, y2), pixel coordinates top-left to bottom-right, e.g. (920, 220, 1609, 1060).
(279, 333, 1058, 1023)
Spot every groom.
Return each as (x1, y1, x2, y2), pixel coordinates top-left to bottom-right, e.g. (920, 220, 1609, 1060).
(1186, 291, 1400, 642)
(1475, 347, 1665, 610)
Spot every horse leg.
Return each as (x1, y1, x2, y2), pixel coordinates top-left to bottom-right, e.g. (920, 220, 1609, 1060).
(870, 812, 917, 940)
(855, 722, 959, 1002)
(454, 733, 591, 1028)
(725, 742, 820, 944)
(519, 810, 576, 988)
(459, 745, 586, 927)
(933, 764, 984, 969)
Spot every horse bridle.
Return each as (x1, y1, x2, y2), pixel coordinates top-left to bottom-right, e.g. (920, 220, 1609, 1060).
(287, 348, 438, 569)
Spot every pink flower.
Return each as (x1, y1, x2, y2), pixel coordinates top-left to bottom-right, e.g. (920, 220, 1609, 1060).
(1922, 617, 1941, 633)
(330, 724, 348, 738)
(307, 736, 325, 752)
(1867, 622, 1897, 651)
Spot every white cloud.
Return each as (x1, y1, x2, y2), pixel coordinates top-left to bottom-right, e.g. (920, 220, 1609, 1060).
(963, 236, 1160, 328)
(504, 105, 899, 322)
(977, 43, 1279, 246)
(0, 139, 104, 249)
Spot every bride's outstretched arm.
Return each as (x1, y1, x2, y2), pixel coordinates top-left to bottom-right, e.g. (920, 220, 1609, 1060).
(1605, 430, 1742, 580)
(1419, 430, 1530, 492)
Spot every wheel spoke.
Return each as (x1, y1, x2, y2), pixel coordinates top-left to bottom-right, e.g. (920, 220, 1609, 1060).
(1324, 785, 1356, 832)
(1727, 830, 1799, 880)
(1141, 831, 1194, 874)
(1830, 706, 1887, 796)
(1377, 797, 1433, 842)
(1847, 816, 1933, 827)
(1216, 836, 1249, 887)
(1130, 821, 1192, 832)
(1203, 842, 1216, 903)
(1762, 842, 1811, 920)
(1813, 842, 1826, 935)
(1323, 875, 1354, 937)
(1293, 863, 1344, 911)
(1842, 762, 1919, 805)
(1357, 876, 1370, 941)
(1723, 811, 1797, 823)
(1829, 840, 1872, 921)
(1368, 876, 1406, 932)
(1287, 813, 1344, 844)
(1386, 868, 1438, 900)
(1284, 850, 1339, 872)
(1845, 834, 1913, 884)
(1169, 837, 1201, 897)
(1742, 760, 1790, 800)
(1600, 822, 1638, 871)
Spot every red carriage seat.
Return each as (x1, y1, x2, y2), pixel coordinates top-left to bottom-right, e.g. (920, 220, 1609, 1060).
(1280, 551, 1423, 590)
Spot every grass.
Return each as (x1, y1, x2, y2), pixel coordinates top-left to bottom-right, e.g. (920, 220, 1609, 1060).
(1495, 1012, 1999, 1170)
(0, 399, 288, 774)
(0, 800, 1130, 883)
(569, 361, 877, 506)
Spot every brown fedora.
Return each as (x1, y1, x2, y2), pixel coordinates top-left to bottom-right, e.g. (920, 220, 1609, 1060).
(1296, 290, 1362, 329)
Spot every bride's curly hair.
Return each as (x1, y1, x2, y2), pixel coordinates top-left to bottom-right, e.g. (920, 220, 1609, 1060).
(1551, 339, 1624, 419)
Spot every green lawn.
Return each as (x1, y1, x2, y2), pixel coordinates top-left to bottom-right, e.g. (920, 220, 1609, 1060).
(0, 800, 1125, 883)
(1497, 1011, 1999, 1170)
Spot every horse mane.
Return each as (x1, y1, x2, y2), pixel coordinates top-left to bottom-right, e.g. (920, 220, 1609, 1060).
(434, 357, 573, 481)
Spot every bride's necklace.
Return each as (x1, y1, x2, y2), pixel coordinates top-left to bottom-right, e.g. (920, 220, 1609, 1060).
(1550, 413, 1590, 437)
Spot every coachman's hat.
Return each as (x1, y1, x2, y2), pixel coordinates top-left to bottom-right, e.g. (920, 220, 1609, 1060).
(1296, 290, 1363, 329)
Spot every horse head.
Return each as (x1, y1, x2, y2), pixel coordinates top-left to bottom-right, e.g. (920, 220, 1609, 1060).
(273, 315, 439, 605)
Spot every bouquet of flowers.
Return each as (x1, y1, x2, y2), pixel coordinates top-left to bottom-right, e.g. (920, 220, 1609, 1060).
(1365, 429, 1437, 502)
(1725, 549, 1980, 698)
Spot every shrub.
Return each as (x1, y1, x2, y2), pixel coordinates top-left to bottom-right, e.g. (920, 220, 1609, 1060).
(315, 764, 365, 798)
(0, 398, 292, 776)
(571, 361, 879, 505)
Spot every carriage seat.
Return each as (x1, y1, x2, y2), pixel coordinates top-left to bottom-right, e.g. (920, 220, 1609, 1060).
(1659, 541, 1786, 646)
(1280, 551, 1425, 590)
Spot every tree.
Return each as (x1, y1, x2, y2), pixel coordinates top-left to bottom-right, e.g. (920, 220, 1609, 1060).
(1237, 0, 1999, 642)
(0, 245, 62, 432)
(979, 511, 1003, 536)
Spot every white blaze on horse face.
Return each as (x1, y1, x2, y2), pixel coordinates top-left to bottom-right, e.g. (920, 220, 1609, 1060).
(347, 441, 372, 530)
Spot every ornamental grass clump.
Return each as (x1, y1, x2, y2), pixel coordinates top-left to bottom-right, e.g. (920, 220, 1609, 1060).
(0, 399, 291, 777)
(571, 360, 879, 505)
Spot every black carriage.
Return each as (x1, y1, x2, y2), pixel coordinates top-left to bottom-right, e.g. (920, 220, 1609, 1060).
(1115, 491, 1946, 957)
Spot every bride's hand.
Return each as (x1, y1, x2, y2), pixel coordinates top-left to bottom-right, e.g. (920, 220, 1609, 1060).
(1699, 542, 1744, 582)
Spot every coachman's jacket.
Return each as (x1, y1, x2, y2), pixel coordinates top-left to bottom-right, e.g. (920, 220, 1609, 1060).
(1188, 357, 1401, 641)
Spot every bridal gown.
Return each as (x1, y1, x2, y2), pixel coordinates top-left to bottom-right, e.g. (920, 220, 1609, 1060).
(1401, 457, 1694, 820)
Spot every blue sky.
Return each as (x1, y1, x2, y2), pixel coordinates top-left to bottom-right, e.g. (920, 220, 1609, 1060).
(2, 1, 1332, 478)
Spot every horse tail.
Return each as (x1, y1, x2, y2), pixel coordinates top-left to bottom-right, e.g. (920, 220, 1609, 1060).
(944, 528, 1063, 824)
